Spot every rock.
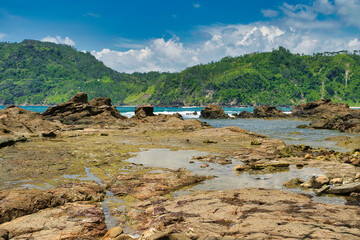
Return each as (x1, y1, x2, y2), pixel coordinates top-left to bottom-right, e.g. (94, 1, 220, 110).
(199, 105, 230, 119)
(328, 182, 360, 195)
(0, 137, 15, 148)
(41, 131, 56, 138)
(316, 175, 329, 185)
(42, 93, 127, 124)
(330, 178, 343, 185)
(102, 226, 123, 239)
(233, 111, 253, 118)
(316, 185, 330, 195)
(200, 163, 209, 168)
(203, 139, 217, 144)
(0, 229, 9, 240)
(0, 182, 105, 224)
(250, 162, 290, 170)
(291, 99, 360, 133)
(134, 105, 155, 118)
(169, 233, 191, 240)
(0, 202, 106, 240)
(233, 164, 247, 172)
(305, 154, 313, 159)
(355, 173, 360, 179)
(0, 106, 61, 137)
(147, 230, 173, 240)
(253, 105, 287, 118)
(130, 188, 360, 239)
(283, 178, 304, 188)
(251, 140, 262, 145)
(69, 92, 88, 103)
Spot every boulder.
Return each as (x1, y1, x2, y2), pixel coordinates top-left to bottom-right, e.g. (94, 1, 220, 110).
(199, 104, 230, 119)
(42, 93, 127, 124)
(253, 105, 287, 118)
(234, 110, 253, 118)
(134, 104, 155, 118)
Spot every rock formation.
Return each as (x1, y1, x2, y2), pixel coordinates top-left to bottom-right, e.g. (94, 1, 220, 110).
(134, 104, 155, 118)
(42, 92, 127, 125)
(0, 105, 61, 137)
(200, 104, 230, 119)
(292, 99, 360, 132)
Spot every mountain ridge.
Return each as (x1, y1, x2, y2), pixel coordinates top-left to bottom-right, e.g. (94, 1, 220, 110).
(0, 40, 359, 106)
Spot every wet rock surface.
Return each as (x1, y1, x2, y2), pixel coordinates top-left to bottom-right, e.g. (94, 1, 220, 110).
(109, 169, 210, 200)
(200, 104, 230, 119)
(130, 188, 360, 239)
(134, 104, 155, 118)
(42, 92, 127, 125)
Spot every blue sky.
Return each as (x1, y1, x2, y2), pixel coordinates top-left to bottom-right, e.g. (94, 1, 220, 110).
(1, 0, 360, 73)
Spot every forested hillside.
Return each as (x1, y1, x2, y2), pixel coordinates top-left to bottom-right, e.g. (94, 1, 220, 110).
(0, 40, 359, 106)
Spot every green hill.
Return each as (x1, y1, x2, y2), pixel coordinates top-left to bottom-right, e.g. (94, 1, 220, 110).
(0, 41, 359, 106)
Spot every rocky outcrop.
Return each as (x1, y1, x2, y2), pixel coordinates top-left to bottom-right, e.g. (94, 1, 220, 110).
(0, 105, 61, 137)
(129, 188, 360, 239)
(0, 202, 106, 240)
(234, 105, 287, 118)
(200, 104, 230, 119)
(0, 182, 105, 224)
(292, 99, 360, 132)
(253, 105, 287, 118)
(42, 92, 127, 125)
(134, 104, 155, 118)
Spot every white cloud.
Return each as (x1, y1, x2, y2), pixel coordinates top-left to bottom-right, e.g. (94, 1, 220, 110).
(84, 12, 100, 18)
(41, 36, 75, 46)
(261, 9, 279, 18)
(335, 0, 360, 28)
(90, 0, 360, 73)
(0, 33, 7, 40)
(193, 3, 201, 8)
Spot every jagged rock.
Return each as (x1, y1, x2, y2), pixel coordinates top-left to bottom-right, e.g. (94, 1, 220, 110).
(69, 92, 88, 103)
(233, 111, 253, 118)
(253, 105, 287, 118)
(199, 105, 230, 119)
(102, 226, 124, 240)
(0, 106, 60, 137)
(283, 178, 305, 188)
(134, 105, 155, 118)
(41, 131, 56, 138)
(42, 92, 127, 124)
(292, 99, 360, 133)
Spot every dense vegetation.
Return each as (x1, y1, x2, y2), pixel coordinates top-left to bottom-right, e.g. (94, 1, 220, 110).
(0, 40, 359, 106)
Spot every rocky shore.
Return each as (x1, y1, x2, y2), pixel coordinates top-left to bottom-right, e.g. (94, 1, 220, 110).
(0, 93, 359, 239)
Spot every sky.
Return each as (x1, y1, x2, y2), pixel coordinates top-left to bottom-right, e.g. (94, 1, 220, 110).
(1, 0, 360, 73)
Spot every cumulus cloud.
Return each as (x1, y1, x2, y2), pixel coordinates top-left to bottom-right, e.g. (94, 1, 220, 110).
(41, 36, 75, 46)
(91, 0, 360, 73)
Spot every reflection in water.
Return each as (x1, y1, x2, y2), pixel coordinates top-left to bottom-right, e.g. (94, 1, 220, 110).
(127, 148, 346, 205)
(200, 118, 357, 152)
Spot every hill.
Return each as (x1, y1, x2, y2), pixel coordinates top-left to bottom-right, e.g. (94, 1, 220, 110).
(0, 41, 359, 106)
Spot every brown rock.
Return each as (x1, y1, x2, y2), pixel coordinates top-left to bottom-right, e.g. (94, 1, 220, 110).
(134, 105, 155, 118)
(253, 105, 287, 118)
(102, 226, 123, 239)
(41, 131, 56, 138)
(200, 104, 230, 119)
(328, 182, 360, 195)
(42, 93, 127, 124)
(0, 202, 106, 240)
(330, 178, 343, 185)
(316, 175, 329, 185)
(200, 163, 209, 168)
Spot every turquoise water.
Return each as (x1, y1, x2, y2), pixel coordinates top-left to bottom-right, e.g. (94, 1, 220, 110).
(0, 105, 357, 151)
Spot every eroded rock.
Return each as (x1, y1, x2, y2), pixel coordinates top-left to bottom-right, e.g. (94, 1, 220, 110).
(200, 104, 230, 119)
